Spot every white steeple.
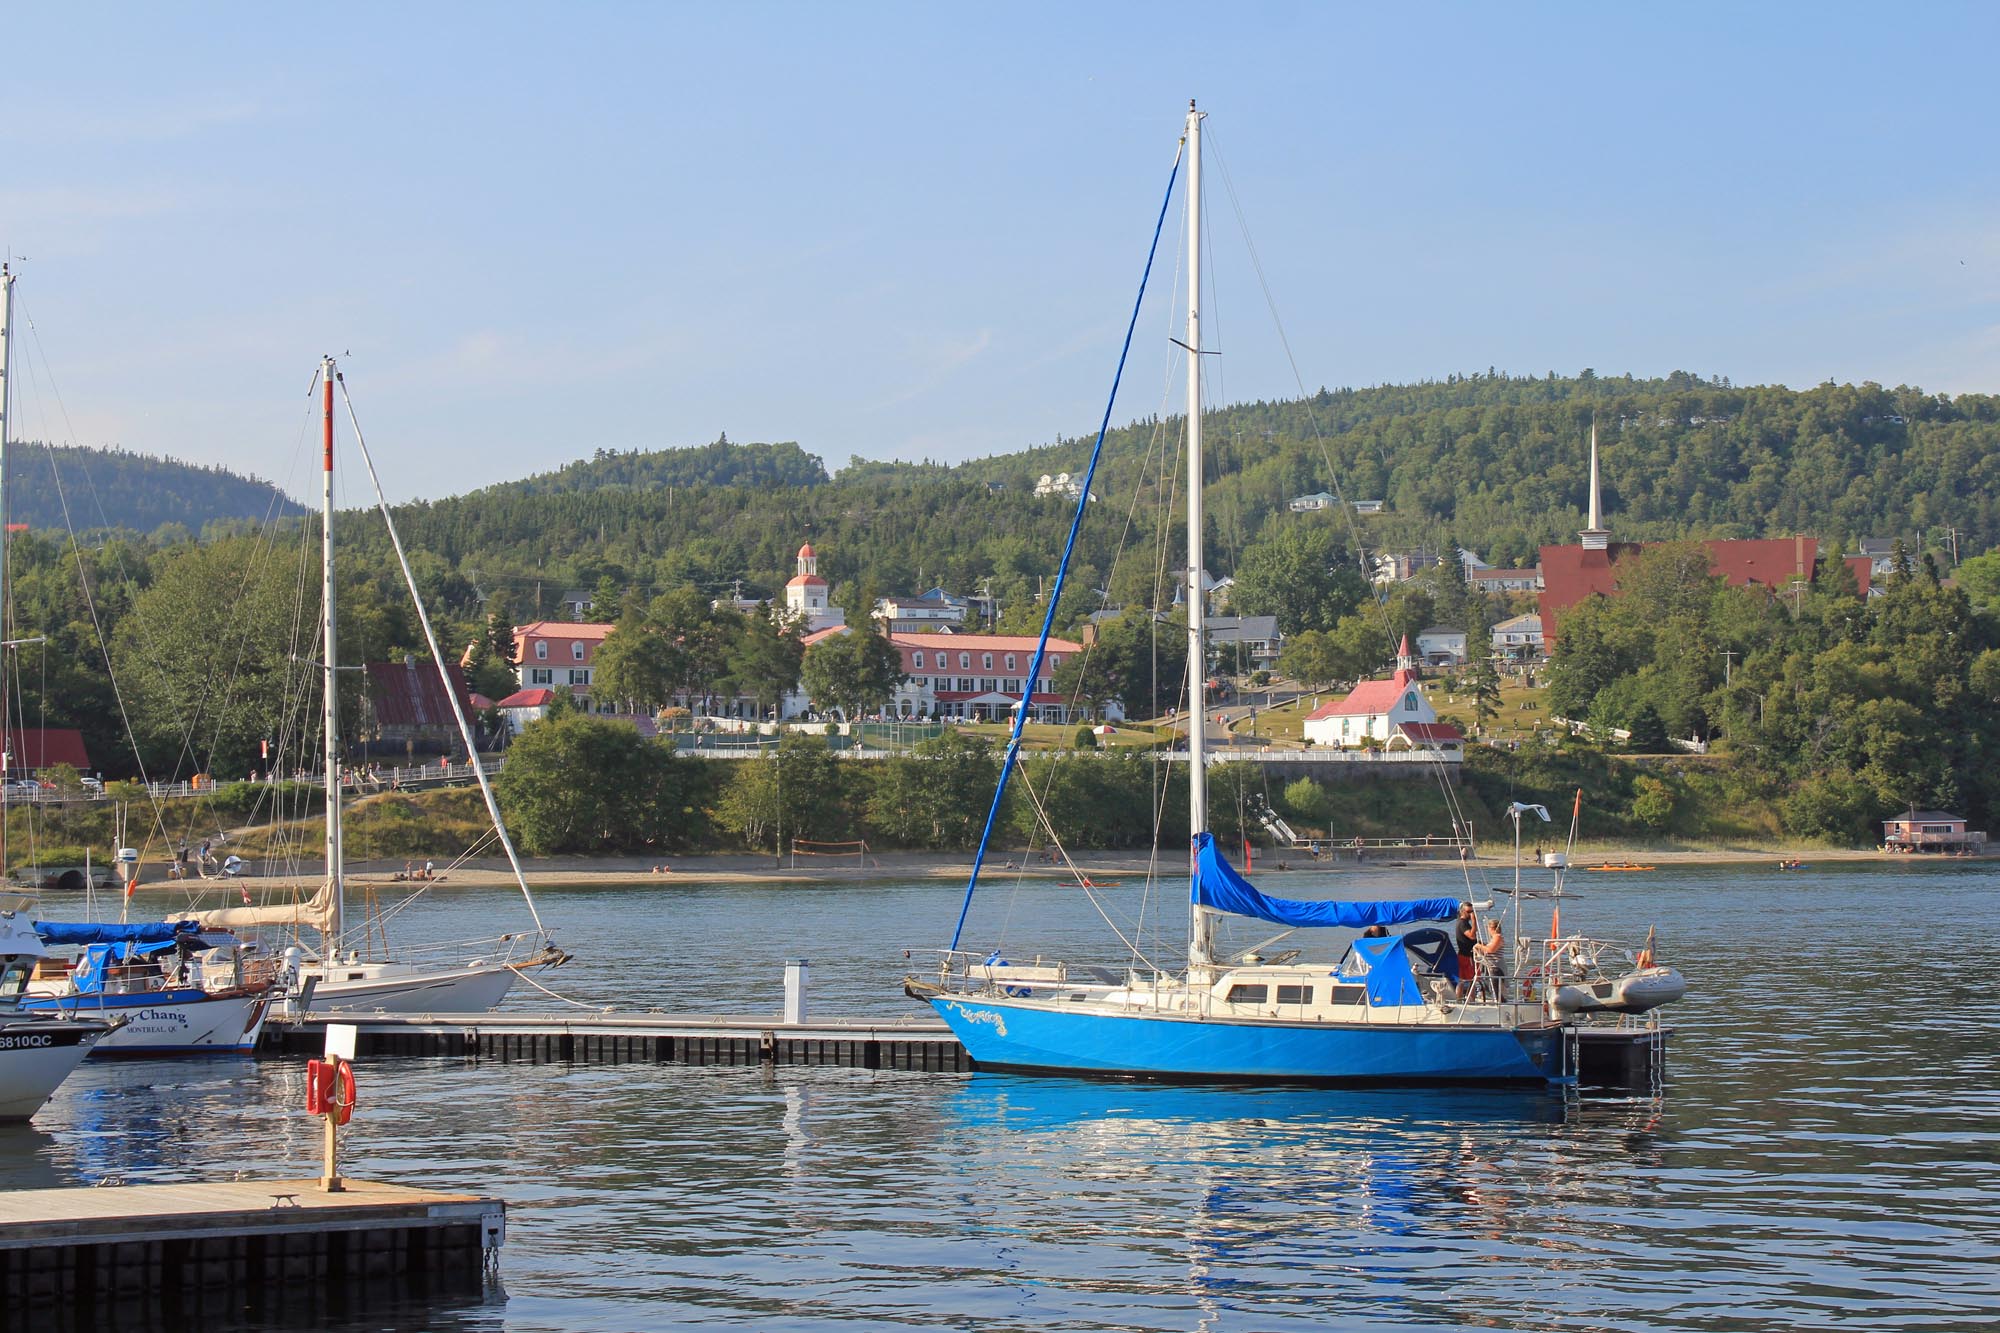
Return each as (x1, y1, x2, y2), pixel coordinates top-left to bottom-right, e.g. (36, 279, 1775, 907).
(1580, 421, 1610, 551)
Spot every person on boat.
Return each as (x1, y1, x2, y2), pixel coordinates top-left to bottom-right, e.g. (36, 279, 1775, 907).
(1474, 918, 1507, 998)
(1360, 924, 1389, 939)
(1454, 902, 1477, 994)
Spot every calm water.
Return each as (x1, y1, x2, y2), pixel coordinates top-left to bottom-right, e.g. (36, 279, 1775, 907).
(6, 858, 1998, 1331)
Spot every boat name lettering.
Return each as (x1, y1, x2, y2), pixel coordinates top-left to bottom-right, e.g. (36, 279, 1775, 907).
(945, 1003, 1008, 1038)
(0, 1032, 54, 1049)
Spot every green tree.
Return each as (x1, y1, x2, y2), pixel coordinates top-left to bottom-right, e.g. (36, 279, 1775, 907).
(1228, 520, 1367, 635)
(1630, 775, 1675, 830)
(865, 730, 1003, 848)
(1626, 703, 1670, 753)
(714, 734, 845, 852)
(801, 629, 907, 719)
(1278, 629, 1345, 688)
(1468, 657, 1503, 730)
(726, 605, 805, 719)
(494, 713, 698, 854)
(591, 612, 678, 713)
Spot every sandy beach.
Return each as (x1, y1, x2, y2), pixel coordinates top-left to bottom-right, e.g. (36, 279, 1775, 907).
(113, 842, 1932, 896)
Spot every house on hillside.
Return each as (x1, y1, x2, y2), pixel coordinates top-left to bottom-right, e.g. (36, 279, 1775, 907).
(1491, 613, 1545, 661)
(513, 621, 615, 712)
(1288, 491, 1338, 512)
(1415, 626, 1468, 667)
(1300, 638, 1463, 754)
(872, 589, 970, 634)
(1207, 615, 1282, 672)
(1468, 567, 1542, 593)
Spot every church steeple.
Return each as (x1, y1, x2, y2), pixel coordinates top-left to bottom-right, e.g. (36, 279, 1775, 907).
(1579, 422, 1610, 551)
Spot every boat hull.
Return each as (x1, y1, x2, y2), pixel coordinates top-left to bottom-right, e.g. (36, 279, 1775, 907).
(929, 995, 1565, 1084)
(301, 962, 518, 1014)
(23, 988, 272, 1057)
(0, 1018, 114, 1120)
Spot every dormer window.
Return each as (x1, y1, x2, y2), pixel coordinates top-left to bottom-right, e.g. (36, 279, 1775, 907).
(913, 651, 925, 669)
(982, 653, 993, 670)
(1005, 654, 1017, 671)
(535, 641, 548, 660)
(573, 642, 586, 661)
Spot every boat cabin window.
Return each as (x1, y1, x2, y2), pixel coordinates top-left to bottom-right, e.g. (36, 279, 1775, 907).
(1327, 984, 1366, 1005)
(1225, 984, 1267, 1004)
(0, 958, 28, 1002)
(1275, 984, 1313, 1005)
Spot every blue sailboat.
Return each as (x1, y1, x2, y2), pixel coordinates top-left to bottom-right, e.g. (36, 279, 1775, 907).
(907, 105, 1569, 1085)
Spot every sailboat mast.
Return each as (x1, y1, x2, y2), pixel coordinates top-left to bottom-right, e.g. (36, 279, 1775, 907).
(320, 356, 343, 947)
(1184, 101, 1212, 969)
(0, 266, 13, 873)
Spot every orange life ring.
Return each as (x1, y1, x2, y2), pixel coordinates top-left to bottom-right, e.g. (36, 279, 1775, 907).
(305, 1058, 357, 1125)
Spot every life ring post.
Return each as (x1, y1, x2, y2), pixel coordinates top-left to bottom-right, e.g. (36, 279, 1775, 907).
(317, 1023, 360, 1193)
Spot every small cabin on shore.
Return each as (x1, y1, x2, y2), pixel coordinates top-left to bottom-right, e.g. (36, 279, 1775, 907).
(1881, 811, 1987, 854)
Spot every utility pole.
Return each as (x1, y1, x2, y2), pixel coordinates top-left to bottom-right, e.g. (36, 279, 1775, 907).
(1721, 649, 1737, 687)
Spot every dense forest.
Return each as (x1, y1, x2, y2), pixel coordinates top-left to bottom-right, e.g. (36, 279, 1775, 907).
(5, 443, 303, 535)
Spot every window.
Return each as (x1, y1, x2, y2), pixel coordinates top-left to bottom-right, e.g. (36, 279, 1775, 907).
(982, 653, 994, 670)
(529, 668, 553, 685)
(959, 678, 974, 692)
(1005, 654, 1017, 671)
(1049, 656, 1061, 670)
(959, 653, 971, 670)
(1275, 984, 1313, 1005)
(1403, 692, 1418, 712)
(1327, 984, 1366, 1005)
(913, 651, 925, 669)
(980, 678, 996, 693)
(535, 641, 548, 660)
(1225, 984, 1268, 1004)
(570, 668, 590, 686)
(573, 642, 586, 661)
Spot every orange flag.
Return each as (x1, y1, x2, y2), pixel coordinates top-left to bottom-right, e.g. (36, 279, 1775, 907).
(1549, 904, 1561, 940)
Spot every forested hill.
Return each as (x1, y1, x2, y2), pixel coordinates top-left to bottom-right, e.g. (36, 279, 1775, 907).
(353, 371, 2000, 621)
(469, 437, 829, 498)
(7, 443, 304, 535)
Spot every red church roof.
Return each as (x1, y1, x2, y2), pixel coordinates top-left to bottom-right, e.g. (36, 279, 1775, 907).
(1398, 721, 1464, 743)
(786, 573, 828, 588)
(1303, 668, 1417, 719)
(798, 542, 816, 559)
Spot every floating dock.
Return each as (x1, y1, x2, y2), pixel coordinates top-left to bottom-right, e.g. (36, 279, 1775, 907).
(263, 1010, 974, 1070)
(0, 1178, 501, 1313)
(263, 1011, 1661, 1087)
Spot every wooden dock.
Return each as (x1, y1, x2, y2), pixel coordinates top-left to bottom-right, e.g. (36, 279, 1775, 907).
(262, 1010, 975, 1071)
(262, 1011, 1661, 1088)
(0, 1178, 501, 1311)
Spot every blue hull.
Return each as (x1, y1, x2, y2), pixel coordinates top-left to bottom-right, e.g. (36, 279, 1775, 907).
(931, 996, 1565, 1084)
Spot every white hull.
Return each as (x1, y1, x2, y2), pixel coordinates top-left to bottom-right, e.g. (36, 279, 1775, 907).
(0, 1018, 113, 1120)
(301, 962, 518, 1014)
(78, 990, 273, 1056)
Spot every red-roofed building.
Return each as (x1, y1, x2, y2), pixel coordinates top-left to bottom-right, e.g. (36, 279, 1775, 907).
(1300, 639, 1460, 752)
(495, 687, 558, 734)
(784, 542, 846, 633)
(1538, 427, 1872, 646)
(363, 658, 473, 749)
(6, 727, 92, 776)
(798, 627, 1117, 723)
(512, 620, 616, 710)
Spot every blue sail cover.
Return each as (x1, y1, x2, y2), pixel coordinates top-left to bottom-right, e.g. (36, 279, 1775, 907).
(35, 920, 199, 947)
(1191, 834, 1460, 930)
(1342, 932, 1461, 1006)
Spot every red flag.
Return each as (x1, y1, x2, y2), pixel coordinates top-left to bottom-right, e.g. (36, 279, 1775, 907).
(1550, 904, 1561, 940)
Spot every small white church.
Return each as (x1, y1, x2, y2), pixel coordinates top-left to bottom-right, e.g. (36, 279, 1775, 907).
(1301, 636, 1464, 752)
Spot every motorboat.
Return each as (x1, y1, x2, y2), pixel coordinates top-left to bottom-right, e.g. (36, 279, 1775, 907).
(0, 892, 118, 1119)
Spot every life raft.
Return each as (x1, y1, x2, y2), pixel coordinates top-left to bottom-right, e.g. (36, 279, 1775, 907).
(1551, 965, 1687, 1016)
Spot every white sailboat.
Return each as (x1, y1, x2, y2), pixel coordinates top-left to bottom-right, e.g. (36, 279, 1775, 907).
(910, 104, 1574, 1083)
(187, 357, 563, 1013)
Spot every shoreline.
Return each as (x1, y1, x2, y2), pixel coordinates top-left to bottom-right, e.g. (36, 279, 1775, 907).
(110, 842, 1976, 894)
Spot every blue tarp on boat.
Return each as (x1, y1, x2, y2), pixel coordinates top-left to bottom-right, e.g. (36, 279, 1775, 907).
(34, 920, 199, 947)
(1342, 928, 1461, 1006)
(1191, 833, 1461, 930)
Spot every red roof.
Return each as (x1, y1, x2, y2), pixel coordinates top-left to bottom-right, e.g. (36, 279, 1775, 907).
(8, 727, 91, 771)
(468, 693, 495, 711)
(786, 573, 828, 588)
(798, 542, 816, 558)
(887, 632, 1081, 653)
(514, 620, 615, 640)
(496, 688, 556, 708)
(1398, 721, 1463, 743)
(1538, 538, 1874, 644)
(800, 626, 851, 646)
(1304, 668, 1417, 719)
(365, 661, 469, 729)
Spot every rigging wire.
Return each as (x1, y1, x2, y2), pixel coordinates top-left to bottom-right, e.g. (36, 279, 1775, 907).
(946, 135, 1185, 953)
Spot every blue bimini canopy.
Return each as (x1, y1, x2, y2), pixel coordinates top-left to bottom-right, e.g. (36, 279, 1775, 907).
(1342, 928, 1462, 1006)
(35, 920, 200, 948)
(1191, 833, 1461, 930)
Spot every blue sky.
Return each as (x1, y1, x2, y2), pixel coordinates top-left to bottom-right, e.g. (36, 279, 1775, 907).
(3, 3, 1997, 502)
